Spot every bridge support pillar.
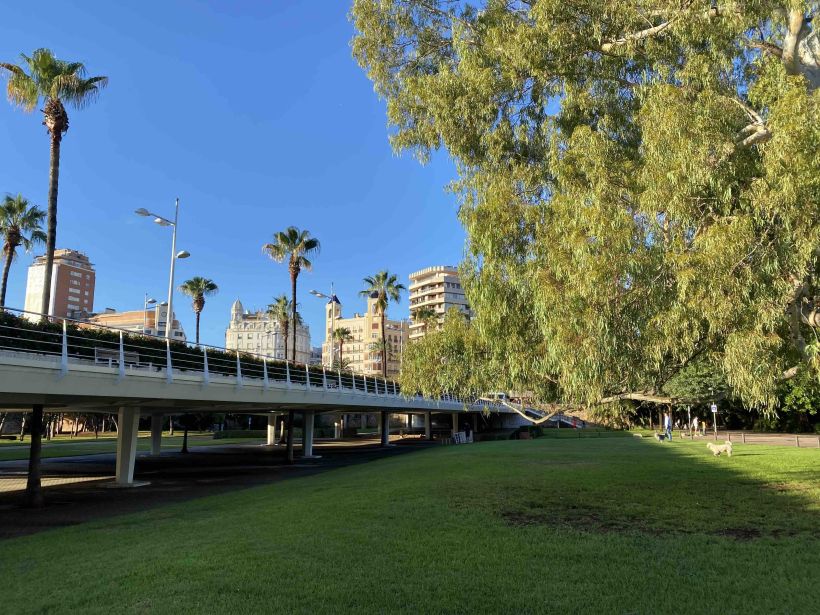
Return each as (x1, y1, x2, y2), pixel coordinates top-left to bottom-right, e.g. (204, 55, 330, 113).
(267, 414, 277, 446)
(115, 407, 140, 486)
(424, 413, 431, 440)
(302, 410, 319, 458)
(380, 411, 390, 446)
(407, 413, 412, 430)
(150, 414, 163, 455)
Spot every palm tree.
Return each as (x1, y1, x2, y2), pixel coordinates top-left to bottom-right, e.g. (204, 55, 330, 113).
(0, 194, 46, 307)
(412, 306, 438, 335)
(262, 227, 320, 361)
(267, 295, 292, 360)
(332, 327, 353, 369)
(178, 276, 218, 345)
(1, 49, 107, 321)
(360, 270, 406, 377)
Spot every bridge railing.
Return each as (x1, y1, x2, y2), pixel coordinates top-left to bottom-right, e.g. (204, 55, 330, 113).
(0, 307, 485, 408)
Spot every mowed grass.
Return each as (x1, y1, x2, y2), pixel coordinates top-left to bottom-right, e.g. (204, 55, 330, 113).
(1, 437, 818, 614)
(0, 433, 262, 462)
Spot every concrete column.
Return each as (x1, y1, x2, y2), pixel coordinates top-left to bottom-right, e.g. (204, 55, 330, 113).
(150, 414, 163, 455)
(267, 414, 277, 446)
(424, 413, 432, 439)
(279, 416, 285, 442)
(451, 412, 459, 436)
(407, 413, 413, 429)
(381, 411, 390, 446)
(115, 407, 140, 485)
(302, 410, 319, 458)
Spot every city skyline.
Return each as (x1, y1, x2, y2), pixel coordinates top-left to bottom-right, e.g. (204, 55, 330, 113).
(0, 2, 465, 347)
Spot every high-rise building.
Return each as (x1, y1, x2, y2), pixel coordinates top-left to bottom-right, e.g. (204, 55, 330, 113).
(24, 249, 96, 319)
(322, 293, 408, 377)
(225, 299, 311, 364)
(408, 266, 471, 341)
(86, 306, 186, 341)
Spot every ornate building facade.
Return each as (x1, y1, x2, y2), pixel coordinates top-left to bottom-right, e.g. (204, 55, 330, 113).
(225, 299, 311, 364)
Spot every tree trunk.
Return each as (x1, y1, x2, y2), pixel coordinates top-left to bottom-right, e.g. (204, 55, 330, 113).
(339, 340, 344, 367)
(182, 426, 189, 453)
(286, 409, 295, 464)
(0, 245, 16, 307)
(169, 416, 174, 436)
(195, 310, 201, 345)
(290, 270, 298, 362)
(25, 405, 44, 508)
(381, 308, 387, 377)
(40, 133, 62, 321)
(0, 412, 7, 435)
(19, 415, 26, 441)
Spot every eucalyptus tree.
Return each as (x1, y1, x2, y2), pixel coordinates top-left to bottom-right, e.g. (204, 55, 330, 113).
(0, 194, 45, 307)
(360, 270, 406, 377)
(352, 1, 820, 409)
(178, 276, 218, 345)
(1, 49, 107, 320)
(332, 326, 353, 368)
(263, 227, 320, 362)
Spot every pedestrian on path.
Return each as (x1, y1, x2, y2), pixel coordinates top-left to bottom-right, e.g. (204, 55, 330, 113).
(664, 412, 673, 441)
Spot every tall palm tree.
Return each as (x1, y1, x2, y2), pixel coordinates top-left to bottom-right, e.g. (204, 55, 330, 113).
(178, 276, 218, 345)
(262, 227, 320, 361)
(360, 270, 406, 377)
(1, 49, 107, 320)
(332, 327, 353, 369)
(0, 194, 46, 307)
(412, 306, 438, 335)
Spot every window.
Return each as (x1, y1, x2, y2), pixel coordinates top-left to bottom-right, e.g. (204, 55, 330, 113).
(70, 271, 82, 278)
(69, 288, 80, 294)
(84, 290, 89, 296)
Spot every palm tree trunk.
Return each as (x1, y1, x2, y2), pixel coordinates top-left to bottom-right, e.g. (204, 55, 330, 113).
(339, 340, 344, 367)
(0, 246, 16, 307)
(26, 404, 44, 507)
(182, 426, 189, 453)
(286, 409, 295, 464)
(195, 310, 201, 345)
(40, 133, 61, 321)
(381, 309, 387, 377)
(290, 271, 298, 362)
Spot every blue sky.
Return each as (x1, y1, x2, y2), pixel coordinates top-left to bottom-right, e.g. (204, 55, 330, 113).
(0, 1, 464, 346)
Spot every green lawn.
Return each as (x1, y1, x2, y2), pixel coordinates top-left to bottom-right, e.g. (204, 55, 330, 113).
(1, 437, 818, 614)
(0, 433, 263, 462)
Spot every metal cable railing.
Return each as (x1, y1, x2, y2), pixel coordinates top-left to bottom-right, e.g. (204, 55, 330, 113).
(0, 307, 497, 408)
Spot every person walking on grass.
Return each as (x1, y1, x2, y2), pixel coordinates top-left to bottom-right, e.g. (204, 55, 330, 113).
(664, 412, 673, 441)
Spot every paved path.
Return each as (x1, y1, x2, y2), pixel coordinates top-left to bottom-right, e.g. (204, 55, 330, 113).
(0, 438, 435, 540)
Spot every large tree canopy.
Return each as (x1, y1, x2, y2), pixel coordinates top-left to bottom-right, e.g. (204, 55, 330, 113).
(352, 0, 820, 408)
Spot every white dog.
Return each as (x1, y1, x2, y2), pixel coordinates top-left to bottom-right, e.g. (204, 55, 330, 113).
(707, 441, 733, 457)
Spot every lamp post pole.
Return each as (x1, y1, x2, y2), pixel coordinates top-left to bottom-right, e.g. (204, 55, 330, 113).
(165, 198, 180, 341)
(310, 285, 339, 368)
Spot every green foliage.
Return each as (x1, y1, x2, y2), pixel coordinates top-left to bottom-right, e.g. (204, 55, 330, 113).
(178, 277, 218, 310)
(352, 1, 820, 409)
(401, 308, 492, 399)
(0, 193, 45, 255)
(661, 358, 729, 403)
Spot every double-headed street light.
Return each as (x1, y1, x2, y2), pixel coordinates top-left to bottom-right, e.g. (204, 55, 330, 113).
(310, 285, 341, 367)
(135, 198, 190, 340)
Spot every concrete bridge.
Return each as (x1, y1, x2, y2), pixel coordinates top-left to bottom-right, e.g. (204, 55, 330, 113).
(0, 309, 508, 486)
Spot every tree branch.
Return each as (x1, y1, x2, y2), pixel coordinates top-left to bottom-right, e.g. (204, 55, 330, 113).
(600, 1, 695, 53)
(744, 37, 784, 58)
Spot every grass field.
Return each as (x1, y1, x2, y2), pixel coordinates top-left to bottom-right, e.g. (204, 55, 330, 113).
(0, 432, 262, 462)
(1, 436, 818, 613)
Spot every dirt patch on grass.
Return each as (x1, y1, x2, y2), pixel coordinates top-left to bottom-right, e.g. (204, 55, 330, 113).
(499, 508, 811, 541)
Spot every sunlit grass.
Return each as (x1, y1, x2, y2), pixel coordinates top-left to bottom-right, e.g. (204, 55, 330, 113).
(0, 437, 817, 614)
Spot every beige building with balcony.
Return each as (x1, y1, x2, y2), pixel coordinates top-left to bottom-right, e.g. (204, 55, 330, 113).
(87, 306, 187, 342)
(408, 266, 471, 341)
(226, 299, 311, 364)
(322, 293, 408, 377)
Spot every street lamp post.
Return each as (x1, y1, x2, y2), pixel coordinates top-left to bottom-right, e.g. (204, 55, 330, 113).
(135, 199, 190, 340)
(143, 294, 156, 332)
(310, 285, 340, 368)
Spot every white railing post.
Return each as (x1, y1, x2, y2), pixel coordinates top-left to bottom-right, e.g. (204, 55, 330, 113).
(322, 366, 328, 391)
(337, 369, 342, 390)
(374, 378, 379, 395)
(286, 361, 291, 388)
(363, 375, 367, 394)
(263, 359, 269, 389)
(203, 347, 210, 385)
(305, 363, 310, 391)
(236, 353, 243, 387)
(165, 339, 173, 384)
(392, 381, 397, 396)
(352, 373, 357, 392)
(60, 319, 68, 376)
(117, 331, 126, 381)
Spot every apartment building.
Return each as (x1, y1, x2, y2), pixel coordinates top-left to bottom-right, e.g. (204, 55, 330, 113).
(23, 249, 96, 319)
(322, 293, 408, 377)
(408, 265, 470, 341)
(225, 299, 311, 364)
(86, 306, 187, 341)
